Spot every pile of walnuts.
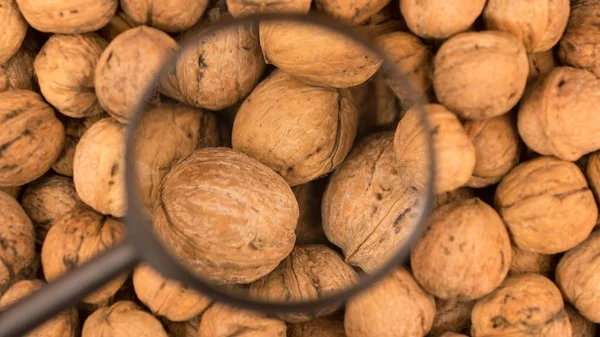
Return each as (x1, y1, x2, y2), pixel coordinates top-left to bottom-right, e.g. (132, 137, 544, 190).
(1, 0, 600, 336)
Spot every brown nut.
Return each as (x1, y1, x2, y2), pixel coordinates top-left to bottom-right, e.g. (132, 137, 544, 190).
(528, 50, 558, 84)
(199, 303, 287, 337)
(41, 204, 126, 304)
(494, 156, 598, 254)
(0, 90, 65, 186)
(586, 151, 600, 202)
(121, 0, 208, 32)
(0, 185, 21, 198)
(345, 267, 436, 337)
(164, 316, 200, 337)
(566, 304, 596, 337)
(82, 301, 169, 337)
(292, 179, 327, 245)
(288, 317, 345, 337)
(509, 245, 557, 276)
(96, 11, 136, 42)
(315, 0, 391, 24)
(434, 187, 474, 209)
(439, 333, 468, 337)
(429, 299, 475, 337)
(433, 31, 529, 120)
(411, 198, 512, 301)
(249, 245, 358, 323)
(471, 273, 572, 337)
(0, 47, 34, 93)
(559, 0, 600, 78)
(0, 0, 27, 64)
(227, 0, 311, 17)
(351, 72, 401, 136)
(232, 70, 358, 187)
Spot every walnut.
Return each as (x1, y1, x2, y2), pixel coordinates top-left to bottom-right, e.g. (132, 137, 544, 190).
(314, 0, 391, 24)
(82, 301, 169, 337)
(0, 47, 34, 93)
(198, 303, 287, 337)
(232, 70, 358, 187)
(586, 151, 600, 203)
(288, 317, 345, 337)
(566, 304, 596, 337)
(120, 0, 208, 32)
(509, 245, 557, 276)
(0, 0, 27, 64)
(0, 90, 65, 186)
(440, 333, 468, 337)
(351, 72, 400, 136)
(0, 185, 21, 198)
(433, 31, 529, 121)
(164, 316, 200, 337)
(429, 298, 474, 337)
(528, 50, 558, 84)
(96, 11, 136, 42)
(494, 156, 598, 254)
(292, 179, 327, 245)
(433, 187, 474, 209)
(345, 267, 436, 337)
(227, 0, 311, 17)
(559, 0, 600, 78)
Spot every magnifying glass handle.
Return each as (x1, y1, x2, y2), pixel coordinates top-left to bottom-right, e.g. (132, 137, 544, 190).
(0, 241, 139, 337)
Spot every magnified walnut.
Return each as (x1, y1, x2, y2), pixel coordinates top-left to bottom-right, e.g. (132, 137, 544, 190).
(350, 73, 401, 137)
(0, 47, 34, 93)
(82, 301, 169, 337)
(292, 179, 328, 245)
(0, 0, 27, 64)
(198, 303, 287, 337)
(288, 317, 345, 337)
(434, 187, 474, 209)
(120, 0, 208, 32)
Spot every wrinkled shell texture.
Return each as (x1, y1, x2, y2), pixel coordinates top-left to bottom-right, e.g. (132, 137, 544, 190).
(0, 280, 79, 337)
(164, 316, 200, 337)
(518, 67, 600, 161)
(556, 231, 600, 323)
(0, 0, 27, 64)
(259, 20, 382, 88)
(199, 303, 287, 337)
(559, 0, 600, 78)
(587, 151, 600, 202)
(35, 33, 107, 118)
(528, 50, 558, 83)
(132, 264, 211, 322)
(315, 0, 392, 24)
(400, 0, 486, 39)
(120, 0, 209, 32)
(95, 26, 177, 123)
(352, 73, 401, 136)
(322, 132, 424, 273)
(288, 317, 345, 337)
(345, 267, 436, 337)
(411, 198, 512, 301)
(292, 180, 327, 245)
(97, 11, 135, 42)
(464, 113, 521, 188)
(565, 304, 596, 337)
(249, 245, 358, 322)
(495, 156, 598, 254)
(0, 47, 34, 93)
(232, 70, 358, 187)
(41, 204, 127, 304)
(0, 90, 65, 186)
(433, 187, 474, 209)
(471, 274, 572, 337)
(429, 298, 474, 337)
(160, 22, 265, 111)
(153, 147, 298, 284)
(82, 301, 169, 337)
(227, 0, 311, 17)
(433, 31, 529, 120)
(509, 245, 556, 276)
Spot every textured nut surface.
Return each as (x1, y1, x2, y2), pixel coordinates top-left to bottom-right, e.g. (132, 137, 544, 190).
(433, 187, 474, 209)
(121, 0, 208, 32)
(586, 151, 600, 203)
(199, 303, 287, 337)
(495, 156, 598, 254)
(96, 11, 136, 42)
(351, 72, 400, 136)
(509, 245, 556, 276)
(0, 47, 34, 93)
(315, 0, 391, 24)
(288, 317, 345, 337)
(528, 50, 558, 83)
(292, 179, 327, 245)
(471, 273, 572, 337)
(559, 0, 600, 78)
(164, 316, 200, 337)
(232, 70, 358, 187)
(0, 0, 27, 64)
(345, 267, 436, 337)
(0, 185, 21, 198)
(433, 31, 529, 120)
(429, 298, 474, 337)
(227, 0, 311, 17)
(0, 90, 65, 186)
(566, 304, 596, 337)
(82, 301, 169, 337)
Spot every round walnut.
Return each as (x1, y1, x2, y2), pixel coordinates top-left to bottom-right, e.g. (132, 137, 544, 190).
(227, 0, 311, 17)
(199, 303, 287, 337)
(411, 198, 512, 301)
(322, 132, 424, 273)
(41, 204, 127, 305)
(0, 185, 21, 198)
(95, 26, 177, 123)
(35, 33, 107, 118)
(400, 0, 486, 39)
(121, 0, 208, 32)
(292, 179, 327, 245)
(259, 20, 382, 88)
(429, 298, 474, 337)
(0, 280, 79, 336)
(0, 0, 27, 65)
(232, 70, 358, 187)
(559, 0, 600, 78)
(314, 0, 392, 24)
(288, 317, 345, 337)
(471, 273, 572, 337)
(0, 90, 65, 187)
(345, 267, 436, 337)
(153, 147, 298, 284)
(0, 47, 34, 93)
(97, 11, 135, 42)
(566, 304, 596, 337)
(434, 187, 474, 209)
(464, 113, 521, 188)
(433, 31, 529, 121)
(518, 67, 600, 161)
(509, 245, 557, 276)
(82, 301, 169, 337)
(249, 245, 358, 323)
(528, 50, 558, 84)
(495, 156, 598, 254)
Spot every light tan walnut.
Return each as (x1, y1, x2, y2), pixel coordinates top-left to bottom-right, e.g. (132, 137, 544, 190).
(0, 47, 34, 93)
(315, 0, 392, 24)
(0, 0, 27, 64)
(198, 303, 287, 337)
(82, 301, 169, 337)
(120, 0, 208, 32)
(559, 0, 600, 78)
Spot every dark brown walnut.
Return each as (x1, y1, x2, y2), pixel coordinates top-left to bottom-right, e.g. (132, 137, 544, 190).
(82, 301, 169, 337)
(439, 333, 468, 337)
(411, 198, 512, 301)
(0, 280, 79, 337)
(232, 70, 358, 187)
(434, 187, 474, 209)
(345, 267, 436, 337)
(429, 298, 474, 337)
(0, 191, 34, 295)
(509, 245, 557, 276)
(292, 179, 328, 245)
(97, 11, 136, 42)
(153, 147, 298, 284)
(464, 113, 521, 188)
(0, 47, 34, 93)
(0, 0, 27, 64)
(495, 156, 598, 254)
(471, 273, 572, 337)
(528, 50, 558, 84)
(259, 20, 382, 88)
(199, 303, 287, 337)
(559, 0, 600, 78)
(314, 0, 391, 24)
(0, 185, 21, 198)
(249, 245, 358, 323)
(350, 73, 400, 137)
(288, 317, 345, 337)
(518, 67, 600, 161)
(433, 31, 529, 121)
(227, 0, 311, 17)
(120, 0, 208, 32)
(95, 26, 177, 123)
(35, 33, 107, 118)
(586, 151, 600, 203)
(41, 204, 126, 304)
(164, 316, 200, 337)
(0, 90, 65, 186)
(322, 132, 424, 273)
(565, 304, 596, 337)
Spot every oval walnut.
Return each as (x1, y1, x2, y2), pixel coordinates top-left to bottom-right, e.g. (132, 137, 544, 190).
(82, 301, 169, 337)
(120, 0, 208, 33)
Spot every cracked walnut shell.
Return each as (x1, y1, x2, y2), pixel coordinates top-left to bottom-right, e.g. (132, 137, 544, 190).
(120, 0, 208, 33)
(82, 301, 169, 337)
(199, 303, 287, 337)
(559, 0, 600, 78)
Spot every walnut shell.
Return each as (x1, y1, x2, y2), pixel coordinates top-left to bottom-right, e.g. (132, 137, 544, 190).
(565, 304, 596, 337)
(292, 179, 327, 245)
(41, 204, 127, 304)
(0, 0, 27, 64)
(288, 317, 345, 337)
(509, 245, 557, 276)
(82, 301, 169, 337)
(345, 267, 436, 337)
(259, 20, 382, 88)
(494, 156, 598, 254)
(351, 72, 400, 136)
(35, 33, 107, 118)
(0, 280, 79, 337)
(439, 333, 468, 337)
(95, 26, 177, 123)
(433, 187, 474, 209)
(249, 245, 358, 323)
(0, 47, 34, 93)
(164, 316, 200, 337)
(232, 70, 358, 187)
(97, 11, 136, 42)
(227, 0, 311, 17)
(471, 273, 572, 337)
(0, 90, 65, 186)
(559, 0, 600, 78)
(153, 147, 298, 284)
(400, 0, 486, 39)
(315, 0, 391, 24)
(411, 198, 512, 301)
(322, 132, 424, 273)
(429, 299, 475, 337)
(528, 50, 558, 84)
(433, 31, 529, 121)
(0, 191, 35, 295)
(464, 113, 521, 188)
(0, 185, 21, 198)
(199, 303, 287, 337)
(518, 67, 600, 161)
(121, 0, 208, 32)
